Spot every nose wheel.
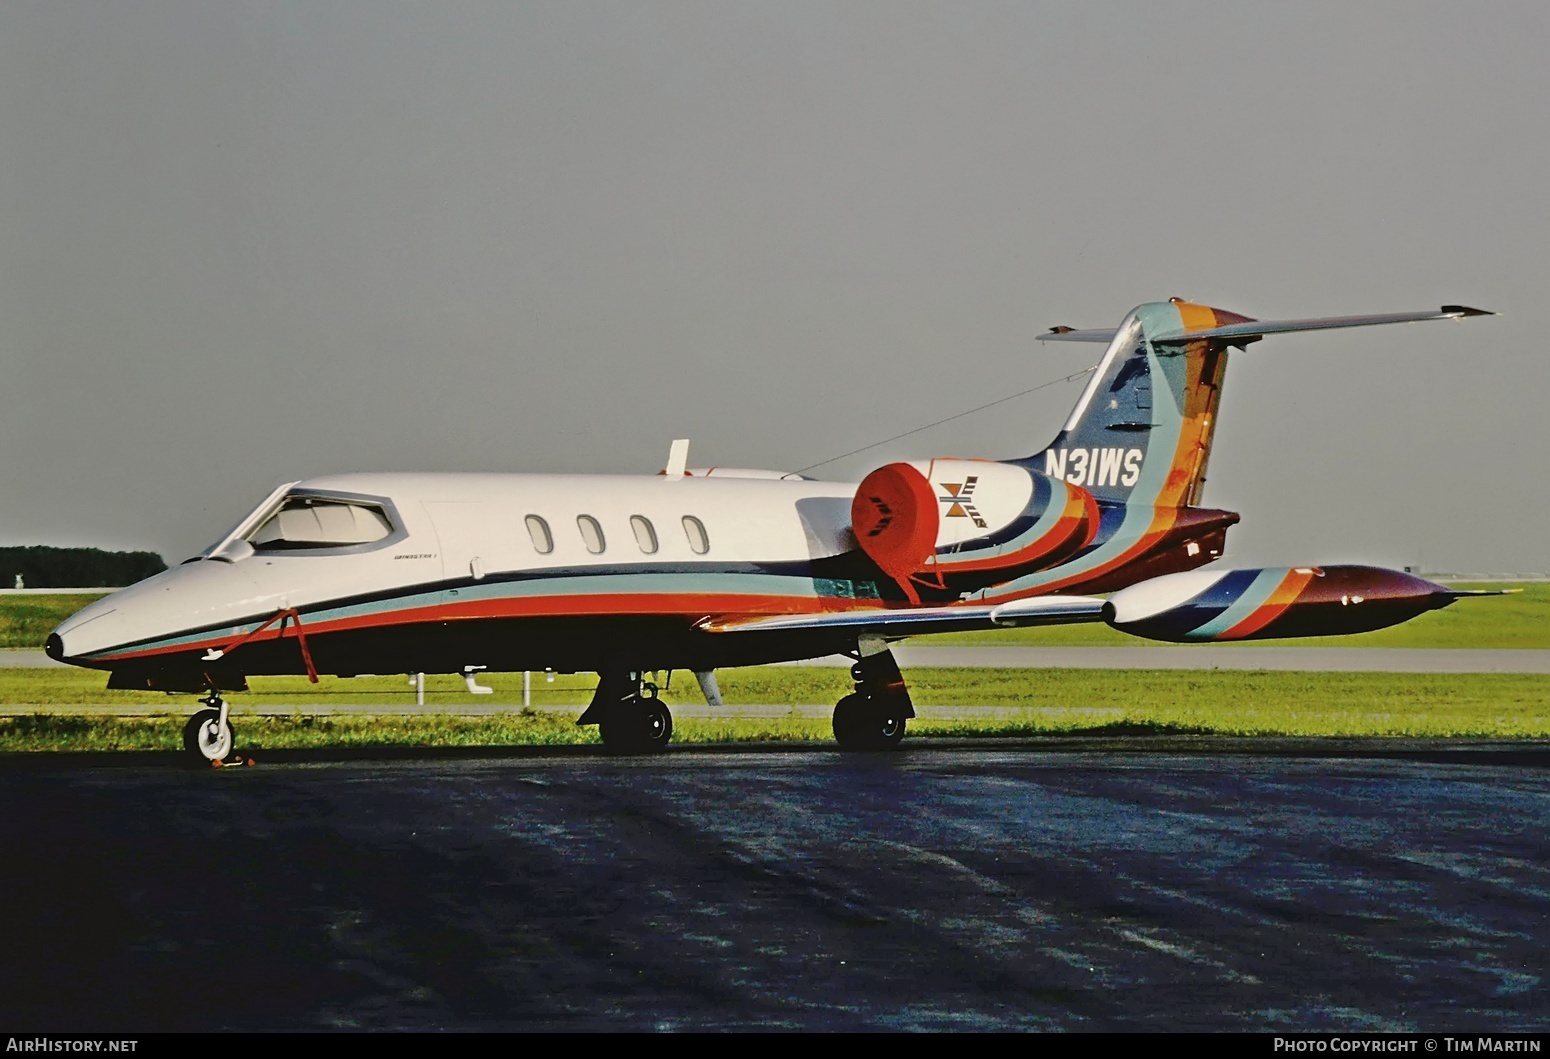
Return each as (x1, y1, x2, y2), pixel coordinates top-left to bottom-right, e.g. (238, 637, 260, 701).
(183, 695, 237, 765)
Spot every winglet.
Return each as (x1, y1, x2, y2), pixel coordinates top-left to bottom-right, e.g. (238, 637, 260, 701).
(1439, 305, 1495, 318)
(1038, 326, 1119, 343)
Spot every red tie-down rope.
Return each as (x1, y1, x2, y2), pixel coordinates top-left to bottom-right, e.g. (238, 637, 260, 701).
(212, 608, 319, 683)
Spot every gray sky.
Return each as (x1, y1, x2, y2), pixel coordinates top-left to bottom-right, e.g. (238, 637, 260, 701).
(2, 1, 1545, 572)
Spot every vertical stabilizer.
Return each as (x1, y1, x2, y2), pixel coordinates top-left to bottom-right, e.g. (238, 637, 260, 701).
(1025, 299, 1252, 507)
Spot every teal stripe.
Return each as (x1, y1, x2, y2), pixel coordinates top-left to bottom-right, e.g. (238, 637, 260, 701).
(84, 582, 446, 660)
(87, 570, 831, 661)
(1127, 301, 1187, 509)
(1186, 568, 1289, 641)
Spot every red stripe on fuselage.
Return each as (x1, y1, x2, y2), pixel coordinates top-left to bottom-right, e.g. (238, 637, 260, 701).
(86, 590, 909, 664)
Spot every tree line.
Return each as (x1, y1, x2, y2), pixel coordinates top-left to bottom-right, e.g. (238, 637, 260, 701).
(1, 546, 167, 588)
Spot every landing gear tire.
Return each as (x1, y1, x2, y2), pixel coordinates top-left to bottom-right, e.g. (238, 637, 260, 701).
(832, 692, 907, 752)
(598, 694, 673, 754)
(183, 706, 236, 765)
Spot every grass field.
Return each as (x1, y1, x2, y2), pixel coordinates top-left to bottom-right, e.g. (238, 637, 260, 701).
(1, 665, 1546, 751)
(0, 593, 107, 648)
(4, 584, 1544, 650)
(3, 583, 1545, 752)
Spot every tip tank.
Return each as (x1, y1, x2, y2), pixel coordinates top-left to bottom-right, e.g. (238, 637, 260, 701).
(1105, 565, 1464, 643)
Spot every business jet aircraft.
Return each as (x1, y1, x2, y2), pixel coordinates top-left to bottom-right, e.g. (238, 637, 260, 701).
(47, 299, 1495, 763)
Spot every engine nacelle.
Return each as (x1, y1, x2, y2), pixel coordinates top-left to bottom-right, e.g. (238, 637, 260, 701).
(1105, 565, 1461, 642)
(852, 459, 1098, 598)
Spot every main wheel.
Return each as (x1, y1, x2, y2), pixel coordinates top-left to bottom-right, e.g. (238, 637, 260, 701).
(637, 696, 672, 751)
(832, 692, 907, 752)
(598, 695, 673, 754)
(182, 708, 236, 764)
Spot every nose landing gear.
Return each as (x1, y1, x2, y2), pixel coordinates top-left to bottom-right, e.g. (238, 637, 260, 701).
(183, 694, 238, 765)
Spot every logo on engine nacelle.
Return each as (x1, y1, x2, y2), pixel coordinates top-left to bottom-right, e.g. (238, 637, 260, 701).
(861, 497, 893, 536)
(1044, 448, 1143, 488)
(937, 477, 987, 528)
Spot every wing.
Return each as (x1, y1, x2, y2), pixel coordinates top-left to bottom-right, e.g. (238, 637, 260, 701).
(702, 594, 1109, 639)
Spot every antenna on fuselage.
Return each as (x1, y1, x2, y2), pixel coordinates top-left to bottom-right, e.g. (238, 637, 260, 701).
(662, 438, 690, 477)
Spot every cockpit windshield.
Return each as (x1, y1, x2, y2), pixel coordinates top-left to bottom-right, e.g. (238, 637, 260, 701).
(194, 486, 401, 563)
(247, 497, 394, 551)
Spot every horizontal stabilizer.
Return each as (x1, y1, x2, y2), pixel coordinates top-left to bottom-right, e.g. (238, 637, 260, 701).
(1147, 305, 1494, 345)
(1038, 305, 1493, 346)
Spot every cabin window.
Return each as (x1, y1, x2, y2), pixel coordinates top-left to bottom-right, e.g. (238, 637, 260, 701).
(249, 498, 393, 551)
(630, 515, 658, 554)
(525, 515, 553, 555)
(682, 515, 709, 555)
(577, 515, 605, 554)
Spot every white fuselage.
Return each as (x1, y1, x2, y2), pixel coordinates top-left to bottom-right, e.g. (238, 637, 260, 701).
(51, 471, 863, 675)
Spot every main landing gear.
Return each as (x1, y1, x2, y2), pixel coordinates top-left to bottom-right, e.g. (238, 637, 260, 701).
(577, 672, 674, 754)
(183, 693, 238, 765)
(832, 647, 915, 752)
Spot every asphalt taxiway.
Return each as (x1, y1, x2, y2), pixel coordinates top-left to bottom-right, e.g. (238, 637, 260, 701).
(2, 743, 1546, 1031)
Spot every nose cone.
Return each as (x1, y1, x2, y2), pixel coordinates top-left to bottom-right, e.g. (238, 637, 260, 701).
(46, 561, 261, 668)
(47, 593, 122, 668)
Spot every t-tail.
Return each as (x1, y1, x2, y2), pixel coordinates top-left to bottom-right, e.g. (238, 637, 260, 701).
(1026, 299, 1494, 508)
(850, 298, 1491, 603)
